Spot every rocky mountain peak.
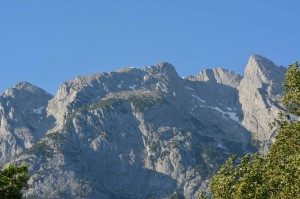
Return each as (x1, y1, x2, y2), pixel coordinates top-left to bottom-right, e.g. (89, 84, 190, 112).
(1, 55, 288, 198)
(154, 62, 179, 79)
(244, 55, 278, 81)
(2, 82, 52, 99)
(0, 82, 54, 165)
(14, 81, 35, 89)
(13, 81, 43, 94)
(197, 69, 216, 82)
(238, 55, 286, 151)
(196, 67, 242, 88)
(243, 54, 286, 95)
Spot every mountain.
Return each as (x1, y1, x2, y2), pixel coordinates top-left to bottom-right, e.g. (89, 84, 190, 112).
(0, 55, 286, 198)
(0, 82, 54, 165)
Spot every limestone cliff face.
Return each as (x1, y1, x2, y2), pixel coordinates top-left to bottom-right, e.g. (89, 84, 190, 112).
(0, 82, 54, 165)
(0, 56, 286, 198)
(195, 67, 242, 88)
(238, 55, 286, 151)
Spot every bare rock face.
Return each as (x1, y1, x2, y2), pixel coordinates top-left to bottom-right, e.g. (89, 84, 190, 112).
(1, 56, 287, 198)
(195, 67, 242, 88)
(243, 55, 285, 95)
(238, 55, 286, 151)
(0, 82, 54, 165)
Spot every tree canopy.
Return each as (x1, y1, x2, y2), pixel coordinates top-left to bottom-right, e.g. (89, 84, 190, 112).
(209, 62, 300, 199)
(0, 164, 29, 199)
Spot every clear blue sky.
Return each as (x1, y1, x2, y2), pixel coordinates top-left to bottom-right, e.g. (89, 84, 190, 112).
(1, 1, 299, 94)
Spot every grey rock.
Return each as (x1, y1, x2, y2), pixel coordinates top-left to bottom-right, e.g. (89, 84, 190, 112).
(193, 67, 242, 88)
(238, 55, 286, 152)
(1, 56, 287, 198)
(0, 82, 54, 165)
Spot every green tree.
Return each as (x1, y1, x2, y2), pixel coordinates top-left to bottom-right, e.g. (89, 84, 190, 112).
(0, 164, 29, 199)
(210, 62, 300, 199)
(282, 62, 300, 116)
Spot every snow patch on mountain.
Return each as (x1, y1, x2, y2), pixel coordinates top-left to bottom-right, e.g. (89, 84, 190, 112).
(129, 85, 137, 90)
(32, 106, 45, 114)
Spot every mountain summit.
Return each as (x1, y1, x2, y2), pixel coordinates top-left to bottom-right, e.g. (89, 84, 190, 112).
(244, 55, 286, 94)
(1, 55, 286, 198)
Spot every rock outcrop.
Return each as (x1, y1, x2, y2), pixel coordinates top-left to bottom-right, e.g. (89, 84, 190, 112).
(0, 55, 286, 198)
(0, 82, 54, 165)
(238, 55, 286, 151)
